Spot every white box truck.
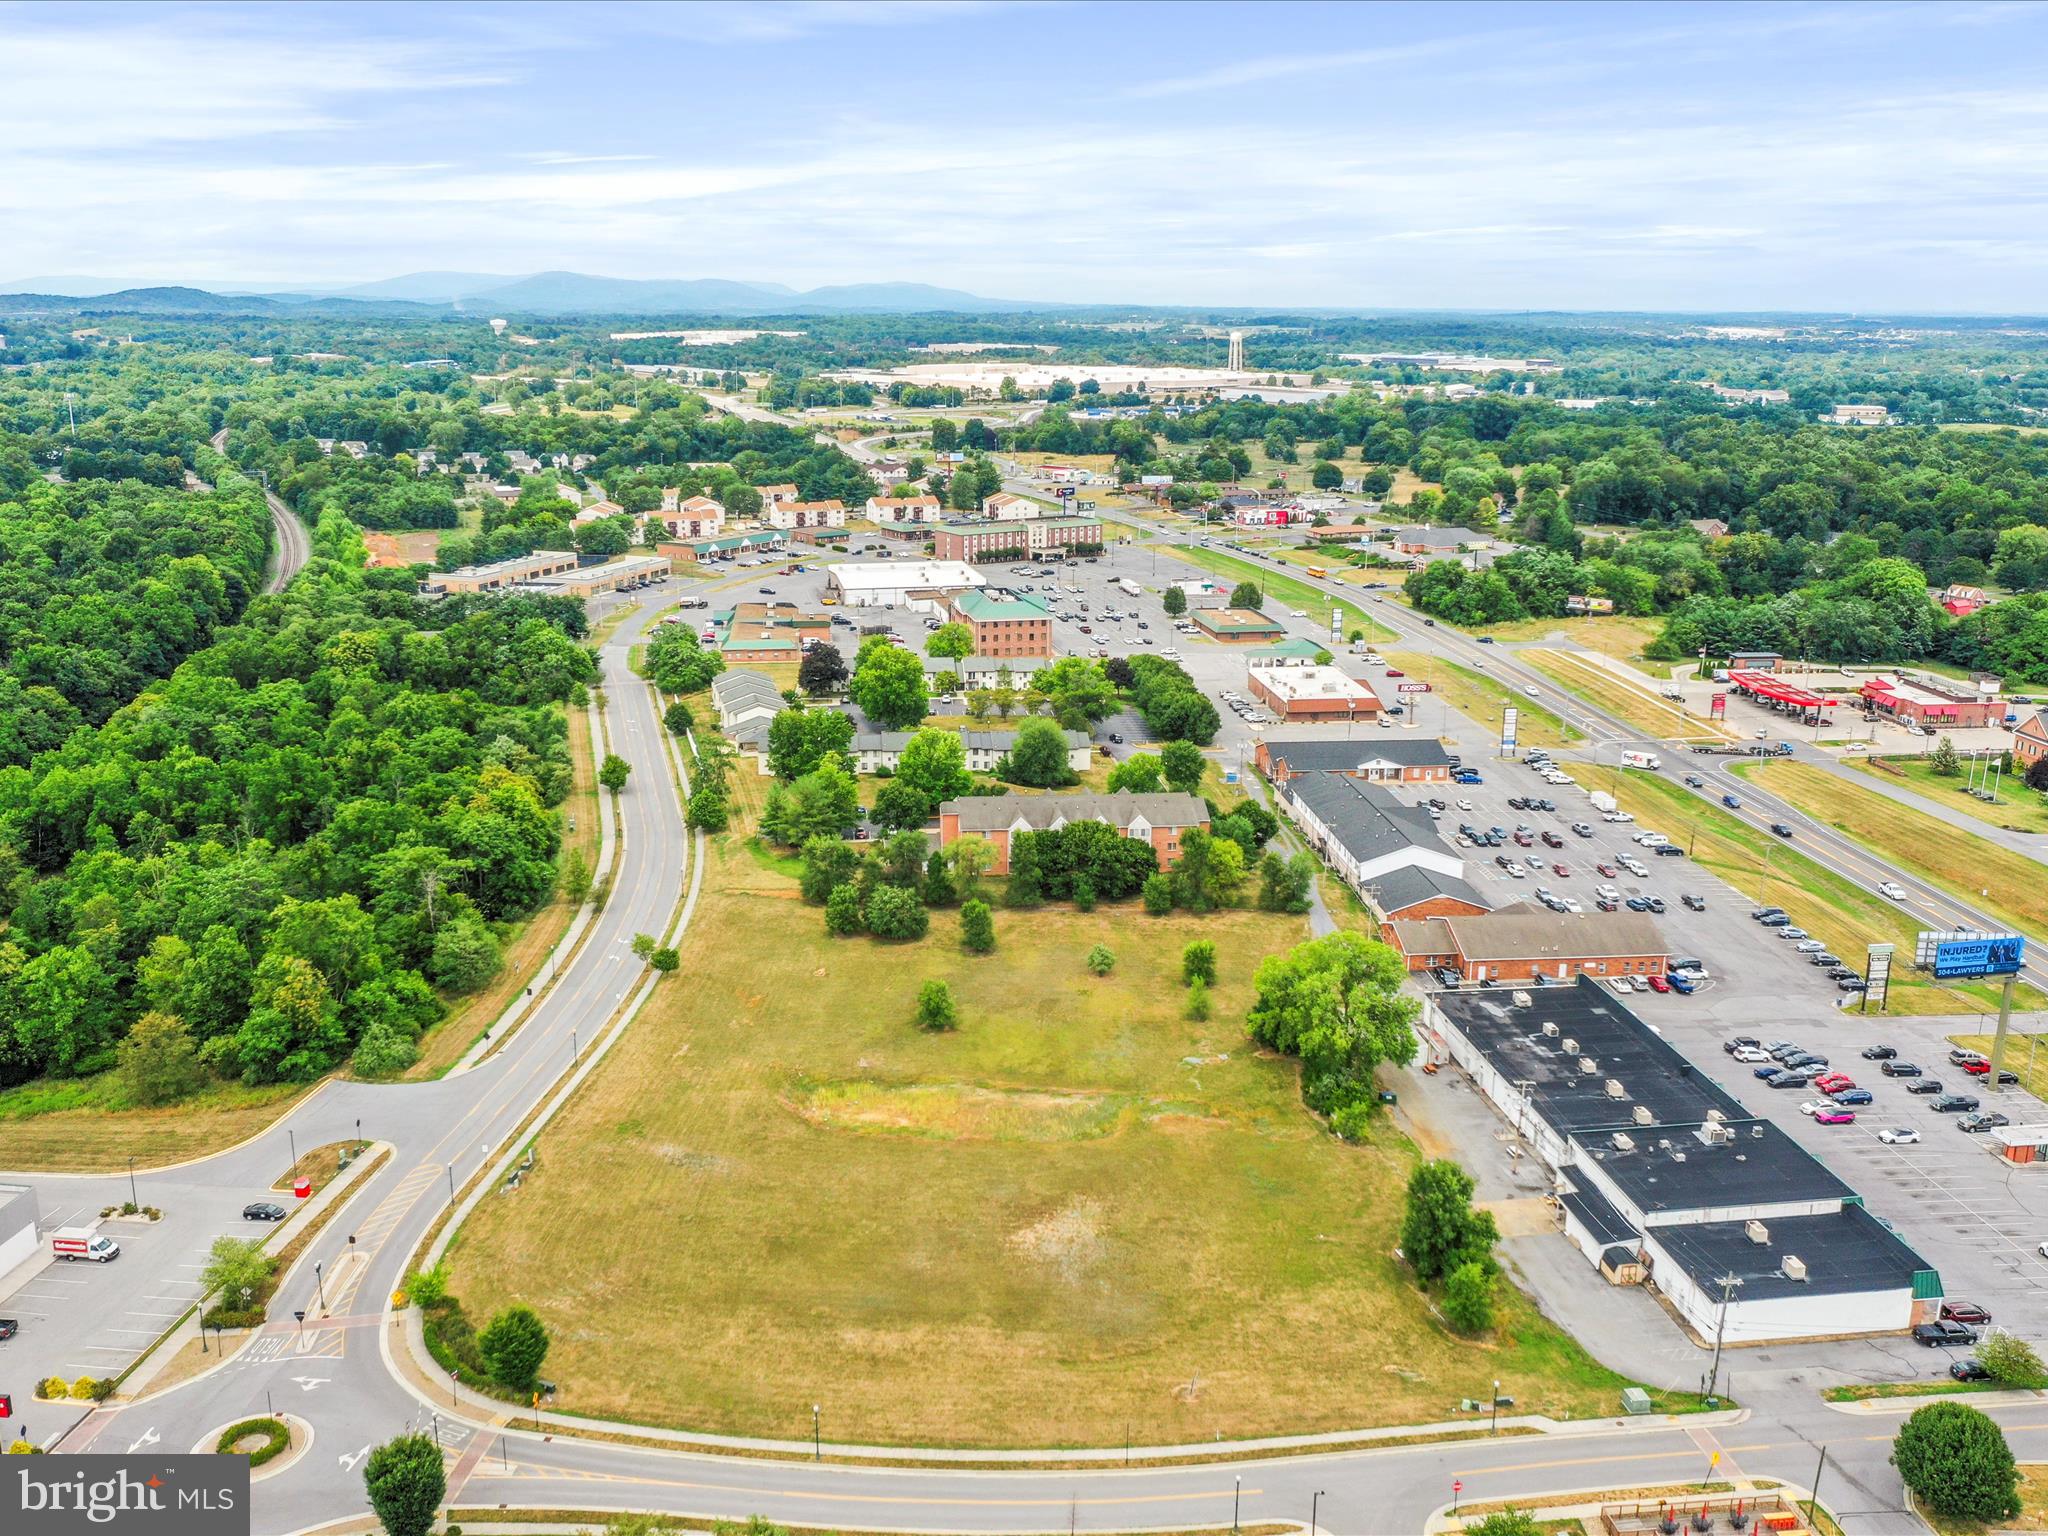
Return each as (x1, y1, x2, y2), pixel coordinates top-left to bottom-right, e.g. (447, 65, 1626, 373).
(1590, 790, 1618, 813)
(1116, 577, 1142, 597)
(52, 1225, 120, 1263)
(1621, 750, 1662, 771)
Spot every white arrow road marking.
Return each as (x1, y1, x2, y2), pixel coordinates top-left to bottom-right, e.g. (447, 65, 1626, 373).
(127, 1428, 160, 1453)
(290, 1376, 329, 1392)
(339, 1445, 371, 1472)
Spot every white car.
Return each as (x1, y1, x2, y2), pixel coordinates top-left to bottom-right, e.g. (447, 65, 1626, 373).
(1844, 742, 1869, 754)
(1732, 1046, 1769, 1063)
(1795, 939, 1825, 953)
(1457, 798, 1474, 811)
(1799, 1100, 1829, 1117)
(1507, 865, 1526, 879)
(1879, 881, 1907, 901)
(1562, 898, 1583, 913)
(1879, 1127, 1921, 1146)
(1596, 884, 1621, 902)
(1610, 977, 1633, 997)
(1525, 685, 1541, 698)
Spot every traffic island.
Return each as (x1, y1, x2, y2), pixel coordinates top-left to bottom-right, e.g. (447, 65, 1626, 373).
(196, 1413, 312, 1480)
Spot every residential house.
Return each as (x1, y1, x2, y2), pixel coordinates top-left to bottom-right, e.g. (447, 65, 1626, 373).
(759, 483, 801, 517)
(1688, 518, 1731, 540)
(923, 654, 1048, 690)
(2013, 709, 2048, 770)
(1940, 584, 1989, 618)
(960, 728, 1091, 775)
(710, 671, 789, 769)
(937, 791, 1209, 873)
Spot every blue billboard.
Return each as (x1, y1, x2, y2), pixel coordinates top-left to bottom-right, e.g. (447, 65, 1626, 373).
(1918, 931, 2026, 979)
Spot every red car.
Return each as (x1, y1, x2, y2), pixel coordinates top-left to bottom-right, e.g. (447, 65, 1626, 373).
(1596, 863, 1617, 877)
(1646, 974, 1671, 993)
(1553, 863, 1570, 877)
(1941, 1301, 1992, 1325)
(1814, 1107, 1856, 1126)
(1385, 668, 1405, 678)
(1814, 1073, 1854, 1094)
(1960, 1058, 1991, 1076)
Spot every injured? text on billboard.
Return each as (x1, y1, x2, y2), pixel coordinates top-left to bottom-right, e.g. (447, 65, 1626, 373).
(1914, 930, 2026, 979)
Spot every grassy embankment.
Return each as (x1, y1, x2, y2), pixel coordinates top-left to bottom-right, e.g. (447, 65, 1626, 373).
(1522, 648, 1734, 743)
(446, 794, 1678, 1448)
(1379, 651, 1580, 750)
(1922, 1464, 2048, 1536)
(1468, 615, 1669, 670)
(1578, 765, 2037, 1017)
(1160, 545, 1396, 642)
(1847, 755, 2048, 837)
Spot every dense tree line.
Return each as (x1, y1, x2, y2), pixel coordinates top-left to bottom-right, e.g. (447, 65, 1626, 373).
(0, 455, 272, 755)
(0, 515, 596, 1090)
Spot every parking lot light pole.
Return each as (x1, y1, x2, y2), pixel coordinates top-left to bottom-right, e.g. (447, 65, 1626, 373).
(1311, 1489, 1326, 1535)
(127, 1156, 137, 1210)
(812, 1403, 820, 1461)
(1491, 1380, 1501, 1434)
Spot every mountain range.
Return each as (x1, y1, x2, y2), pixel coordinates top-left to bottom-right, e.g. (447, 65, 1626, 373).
(0, 270, 1044, 316)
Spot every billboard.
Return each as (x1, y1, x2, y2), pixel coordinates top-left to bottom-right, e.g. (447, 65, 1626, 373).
(1710, 692, 1727, 720)
(1500, 705, 1519, 756)
(1396, 681, 1431, 693)
(1864, 942, 1894, 1011)
(1915, 930, 2026, 979)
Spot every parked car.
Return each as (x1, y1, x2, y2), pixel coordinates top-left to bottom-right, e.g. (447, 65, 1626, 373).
(1931, 1094, 1981, 1113)
(1831, 1089, 1873, 1106)
(1814, 1107, 1856, 1125)
(1913, 1320, 1976, 1347)
(1681, 893, 1707, 911)
(0, 1317, 16, 1340)
(243, 1201, 287, 1222)
(1949, 1359, 1992, 1382)
(1646, 974, 1670, 994)
(1731, 1046, 1769, 1063)
(1881, 1061, 1923, 1078)
(1906, 1079, 1945, 1095)
(1941, 1301, 1993, 1325)
(1958, 1112, 2011, 1134)
(1877, 1127, 1920, 1145)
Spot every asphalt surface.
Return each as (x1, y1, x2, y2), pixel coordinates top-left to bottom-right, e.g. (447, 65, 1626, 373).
(4, 492, 2046, 1534)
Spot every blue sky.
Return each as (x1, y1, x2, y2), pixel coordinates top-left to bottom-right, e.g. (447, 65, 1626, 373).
(7, 0, 2048, 310)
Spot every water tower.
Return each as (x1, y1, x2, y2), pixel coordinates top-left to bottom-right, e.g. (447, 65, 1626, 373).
(1227, 330, 1244, 372)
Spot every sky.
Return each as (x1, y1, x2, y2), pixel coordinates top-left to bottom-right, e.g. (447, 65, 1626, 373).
(7, 0, 2048, 311)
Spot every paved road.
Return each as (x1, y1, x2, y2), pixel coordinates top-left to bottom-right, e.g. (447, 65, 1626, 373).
(7, 600, 693, 1528)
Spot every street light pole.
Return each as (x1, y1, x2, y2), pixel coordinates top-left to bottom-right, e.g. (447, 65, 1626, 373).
(1233, 1475, 1241, 1534)
(1491, 1379, 1501, 1434)
(1808, 1445, 1828, 1529)
(812, 1403, 821, 1461)
(1311, 1489, 1326, 1536)
(127, 1156, 138, 1210)
(314, 1261, 326, 1312)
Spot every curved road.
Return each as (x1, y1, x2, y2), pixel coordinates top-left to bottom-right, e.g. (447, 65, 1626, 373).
(14, 599, 693, 1530)
(9, 515, 2044, 1533)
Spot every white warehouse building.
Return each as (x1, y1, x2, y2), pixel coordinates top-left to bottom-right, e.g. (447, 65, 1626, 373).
(1425, 980, 1942, 1344)
(825, 560, 985, 613)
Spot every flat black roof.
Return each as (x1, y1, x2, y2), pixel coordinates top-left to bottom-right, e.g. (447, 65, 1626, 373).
(1436, 977, 1746, 1134)
(1648, 1203, 1934, 1302)
(1575, 1119, 1853, 1216)
(1558, 1182, 1639, 1248)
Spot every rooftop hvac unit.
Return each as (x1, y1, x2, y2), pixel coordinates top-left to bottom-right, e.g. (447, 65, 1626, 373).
(1513, 991, 1533, 1009)
(1750, 1124, 1766, 1139)
(1699, 1122, 1732, 1146)
(1541, 1020, 1558, 1036)
(1579, 1057, 1599, 1075)
(1561, 1037, 1578, 1055)
(1782, 1254, 1808, 1282)
(1611, 1132, 1635, 1152)
(1705, 1109, 1726, 1125)
(1632, 1104, 1654, 1126)
(1746, 1219, 1770, 1246)
(1605, 1078, 1627, 1099)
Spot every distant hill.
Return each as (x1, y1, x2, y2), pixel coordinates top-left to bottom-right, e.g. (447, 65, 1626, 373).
(0, 269, 1054, 317)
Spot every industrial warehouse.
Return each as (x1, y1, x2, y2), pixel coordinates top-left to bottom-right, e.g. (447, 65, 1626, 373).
(1425, 981, 1943, 1343)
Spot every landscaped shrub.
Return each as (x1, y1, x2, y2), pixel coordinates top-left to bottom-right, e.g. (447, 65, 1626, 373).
(915, 980, 958, 1032)
(37, 1377, 68, 1400)
(1184, 977, 1212, 1021)
(959, 900, 995, 954)
(864, 884, 929, 941)
(216, 1417, 291, 1466)
(1085, 944, 1116, 977)
(477, 1305, 551, 1394)
(1181, 940, 1217, 986)
(824, 885, 864, 936)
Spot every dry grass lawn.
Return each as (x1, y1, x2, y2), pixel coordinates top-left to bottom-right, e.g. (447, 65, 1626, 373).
(1848, 755, 2048, 837)
(447, 835, 1648, 1447)
(0, 1079, 313, 1173)
(1522, 650, 1732, 743)
(1472, 616, 1668, 669)
(1381, 651, 1580, 749)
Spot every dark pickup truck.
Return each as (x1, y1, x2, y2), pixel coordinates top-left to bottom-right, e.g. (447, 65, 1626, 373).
(1913, 1320, 1977, 1347)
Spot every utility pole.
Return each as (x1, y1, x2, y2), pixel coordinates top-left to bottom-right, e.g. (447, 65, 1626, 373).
(1702, 1274, 1740, 1404)
(1808, 1445, 1828, 1529)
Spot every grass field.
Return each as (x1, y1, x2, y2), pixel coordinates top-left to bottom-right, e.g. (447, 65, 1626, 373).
(0, 1078, 313, 1172)
(1575, 765, 2029, 1017)
(1732, 760, 2048, 946)
(446, 839, 1663, 1447)
(1848, 755, 2048, 836)
(1472, 616, 1668, 669)
(1522, 649, 1733, 743)
(1381, 651, 1580, 749)
(1161, 546, 1395, 641)
(1923, 1463, 2048, 1536)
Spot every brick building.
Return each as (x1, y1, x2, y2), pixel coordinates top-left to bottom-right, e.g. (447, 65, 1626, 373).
(1245, 663, 1382, 722)
(421, 549, 578, 595)
(1193, 607, 1287, 643)
(937, 791, 1208, 874)
(1856, 672, 2002, 730)
(2011, 709, 2048, 770)
(714, 602, 831, 664)
(1256, 736, 1455, 784)
(948, 588, 1053, 658)
(1385, 903, 1668, 983)
(763, 499, 847, 531)
(932, 516, 1103, 562)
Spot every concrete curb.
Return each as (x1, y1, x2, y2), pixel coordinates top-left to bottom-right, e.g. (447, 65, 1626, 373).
(1822, 1385, 2046, 1415)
